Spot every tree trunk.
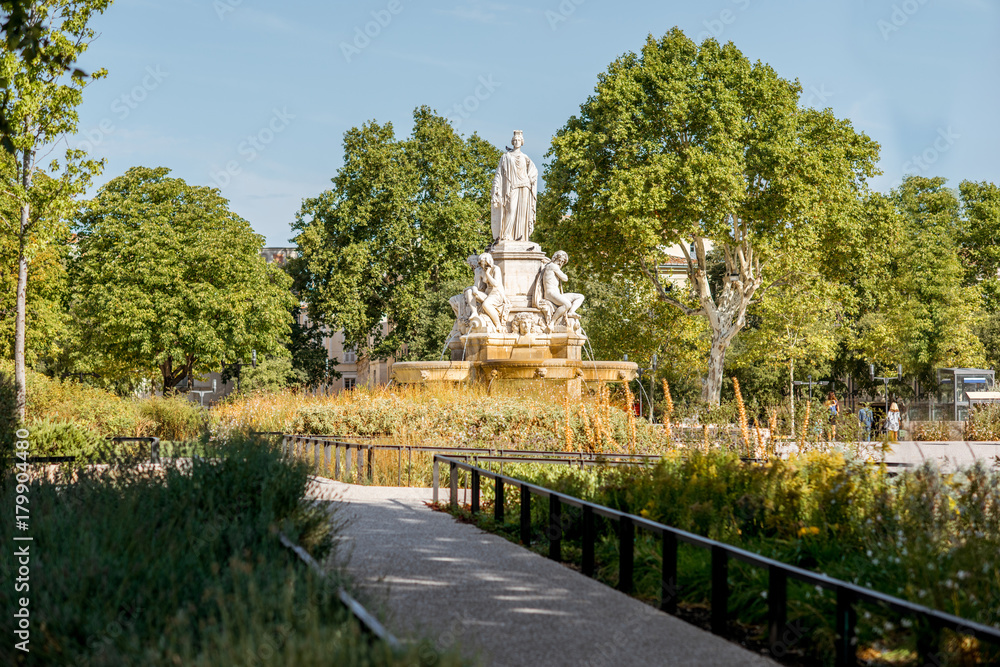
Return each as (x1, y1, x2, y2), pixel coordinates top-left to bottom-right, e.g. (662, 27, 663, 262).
(699, 306, 746, 405)
(14, 144, 32, 423)
(14, 205, 28, 422)
(789, 358, 795, 437)
(702, 334, 727, 404)
(645, 235, 762, 406)
(161, 355, 196, 393)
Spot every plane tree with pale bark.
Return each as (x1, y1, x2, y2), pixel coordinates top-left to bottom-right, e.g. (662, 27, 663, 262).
(541, 29, 879, 404)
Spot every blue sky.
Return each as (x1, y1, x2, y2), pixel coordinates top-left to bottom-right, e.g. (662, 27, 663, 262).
(70, 0, 1000, 246)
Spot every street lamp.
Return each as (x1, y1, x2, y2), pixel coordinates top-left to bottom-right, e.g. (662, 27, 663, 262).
(648, 353, 658, 423)
(870, 363, 903, 415)
(789, 374, 831, 435)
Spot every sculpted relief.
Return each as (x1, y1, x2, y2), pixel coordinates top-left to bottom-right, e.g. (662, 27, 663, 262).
(449, 253, 510, 336)
(533, 250, 584, 333)
(447, 131, 583, 343)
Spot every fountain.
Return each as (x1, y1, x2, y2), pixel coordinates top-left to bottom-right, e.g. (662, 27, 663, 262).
(391, 130, 638, 397)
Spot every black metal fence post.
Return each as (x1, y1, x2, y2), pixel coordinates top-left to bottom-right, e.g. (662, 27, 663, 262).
(495, 477, 504, 523)
(835, 588, 857, 667)
(711, 544, 729, 636)
(450, 461, 458, 510)
(548, 494, 561, 562)
(768, 564, 788, 656)
(366, 446, 374, 483)
(582, 505, 595, 577)
(916, 620, 941, 667)
(661, 531, 678, 614)
(471, 469, 480, 515)
(520, 484, 531, 546)
(618, 516, 634, 594)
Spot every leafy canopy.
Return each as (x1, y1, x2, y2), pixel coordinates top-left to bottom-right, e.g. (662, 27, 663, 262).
(539, 28, 879, 403)
(292, 107, 501, 360)
(70, 166, 295, 390)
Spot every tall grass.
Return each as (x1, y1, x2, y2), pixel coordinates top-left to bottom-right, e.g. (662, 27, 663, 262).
(0, 435, 461, 666)
(213, 383, 674, 454)
(0, 361, 208, 453)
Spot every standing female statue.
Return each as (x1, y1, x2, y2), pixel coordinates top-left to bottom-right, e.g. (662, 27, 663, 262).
(490, 130, 538, 242)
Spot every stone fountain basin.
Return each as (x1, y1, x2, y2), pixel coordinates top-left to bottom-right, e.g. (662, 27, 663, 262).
(392, 359, 637, 384)
(392, 361, 472, 384)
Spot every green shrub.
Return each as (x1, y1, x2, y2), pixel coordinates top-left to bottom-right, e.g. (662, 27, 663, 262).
(26, 418, 106, 459)
(139, 394, 208, 440)
(965, 404, 1000, 441)
(239, 356, 306, 394)
(463, 451, 1000, 663)
(0, 366, 17, 483)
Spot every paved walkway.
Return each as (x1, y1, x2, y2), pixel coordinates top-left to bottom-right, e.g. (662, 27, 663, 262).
(883, 440, 1000, 471)
(310, 478, 777, 667)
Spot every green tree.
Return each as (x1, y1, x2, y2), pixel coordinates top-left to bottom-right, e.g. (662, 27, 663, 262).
(959, 180, 1000, 308)
(732, 254, 844, 431)
(287, 305, 338, 386)
(292, 106, 501, 360)
(855, 177, 986, 385)
(540, 29, 879, 404)
(70, 166, 295, 391)
(579, 272, 708, 401)
(1, 0, 108, 420)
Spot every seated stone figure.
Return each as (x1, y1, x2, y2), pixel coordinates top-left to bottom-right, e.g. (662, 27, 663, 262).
(473, 252, 509, 332)
(449, 255, 483, 336)
(532, 250, 584, 332)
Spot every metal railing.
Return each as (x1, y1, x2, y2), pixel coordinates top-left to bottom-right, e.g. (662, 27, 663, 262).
(432, 454, 1000, 666)
(278, 532, 401, 651)
(280, 434, 662, 485)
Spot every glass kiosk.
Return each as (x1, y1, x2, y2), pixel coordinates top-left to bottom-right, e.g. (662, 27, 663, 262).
(934, 368, 996, 421)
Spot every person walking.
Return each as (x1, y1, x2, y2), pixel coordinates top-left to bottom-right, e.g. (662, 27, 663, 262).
(885, 402, 901, 442)
(823, 391, 839, 441)
(857, 402, 873, 442)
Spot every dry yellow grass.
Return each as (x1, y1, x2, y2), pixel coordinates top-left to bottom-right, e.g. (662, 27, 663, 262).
(211, 382, 669, 456)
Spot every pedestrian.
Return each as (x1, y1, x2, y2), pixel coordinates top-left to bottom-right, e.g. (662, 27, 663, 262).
(858, 402, 873, 442)
(886, 402, 901, 442)
(823, 391, 839, 441)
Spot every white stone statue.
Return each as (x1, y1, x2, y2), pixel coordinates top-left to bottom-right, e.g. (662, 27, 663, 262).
(448, 255, 483, 337)
(490, 130, 538, 242)
(471, 252, 510, 332)
(533, 250, 584, 331)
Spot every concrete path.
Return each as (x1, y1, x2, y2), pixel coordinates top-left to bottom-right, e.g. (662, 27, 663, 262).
(310, 478, 778, 667)
(884, 440, 1000, 471)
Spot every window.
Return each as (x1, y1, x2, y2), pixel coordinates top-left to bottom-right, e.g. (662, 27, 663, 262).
(959, 376, 988, 402)
(343, 346, 357, 364)
(344, 377, 356, 391)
